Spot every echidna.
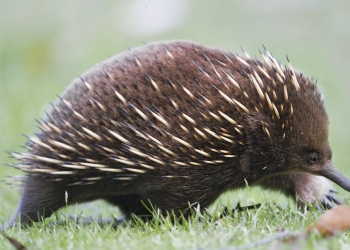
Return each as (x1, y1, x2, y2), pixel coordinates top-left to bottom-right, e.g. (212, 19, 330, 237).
(6, 40, 350, 227)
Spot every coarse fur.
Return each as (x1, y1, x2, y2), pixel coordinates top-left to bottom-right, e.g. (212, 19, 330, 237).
(6, 40, 350, 227)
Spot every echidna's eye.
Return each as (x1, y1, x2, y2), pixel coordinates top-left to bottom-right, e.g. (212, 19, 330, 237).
(307, 152, 319, 165)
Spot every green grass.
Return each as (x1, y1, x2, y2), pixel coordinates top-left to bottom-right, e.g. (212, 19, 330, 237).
(1, 202, 349, 249)
(1, 0, 350, 249)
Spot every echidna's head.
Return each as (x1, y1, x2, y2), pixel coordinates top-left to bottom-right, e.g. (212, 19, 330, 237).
(281, 77, 350, 192)
(238, 53, 350, 191)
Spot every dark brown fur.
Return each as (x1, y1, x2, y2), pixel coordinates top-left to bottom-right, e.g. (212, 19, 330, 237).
(7, 41, 350, 227)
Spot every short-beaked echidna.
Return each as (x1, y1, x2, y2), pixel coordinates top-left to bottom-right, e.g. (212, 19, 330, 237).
(6, 40, 350, 227)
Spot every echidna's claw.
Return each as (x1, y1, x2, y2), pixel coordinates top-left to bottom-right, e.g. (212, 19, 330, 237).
(319, 190, 342, 210)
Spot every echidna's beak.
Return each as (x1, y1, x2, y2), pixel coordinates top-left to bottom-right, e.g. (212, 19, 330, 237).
(319, 161, 350, 192)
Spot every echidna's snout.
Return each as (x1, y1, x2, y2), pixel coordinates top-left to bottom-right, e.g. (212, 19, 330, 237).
(319, 162, 350, 192)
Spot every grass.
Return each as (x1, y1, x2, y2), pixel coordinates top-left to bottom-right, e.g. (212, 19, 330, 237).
(2, 201, 349, 249)
(1, 0, 350, 249)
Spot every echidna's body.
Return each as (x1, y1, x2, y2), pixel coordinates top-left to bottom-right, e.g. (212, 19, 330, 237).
(7, 41, 350, 227)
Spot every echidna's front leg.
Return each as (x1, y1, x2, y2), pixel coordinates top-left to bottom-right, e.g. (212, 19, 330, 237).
(259, 173, 341, 209)
(9, 174, 68, 227)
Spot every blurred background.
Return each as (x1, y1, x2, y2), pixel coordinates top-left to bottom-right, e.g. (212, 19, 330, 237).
(1, 0, 350, 224)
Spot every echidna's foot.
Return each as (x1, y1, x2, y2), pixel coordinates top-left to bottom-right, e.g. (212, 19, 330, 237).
(48, 216, 125, 229)
(295, 175, 341, 209)
(220, 203, 262, 217)
(78, 217, 126, 227)
(317, 190, 341, 210)
(259, 173, 342, 210)
(232, 203, 262, 212)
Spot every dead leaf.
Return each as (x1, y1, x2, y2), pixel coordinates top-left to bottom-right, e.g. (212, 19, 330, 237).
(307, 205, 350, 237)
